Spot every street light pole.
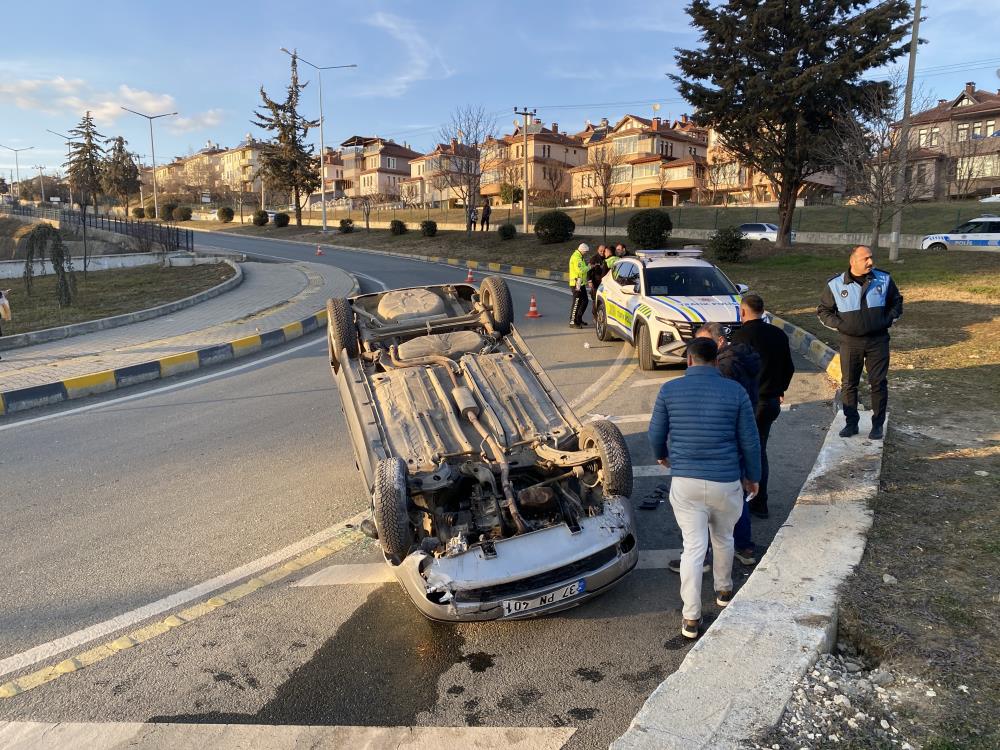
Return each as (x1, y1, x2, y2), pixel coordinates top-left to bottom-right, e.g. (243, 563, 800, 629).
(46, 129, 75, 209)
(888, 0, 921, 262)
(121, 107, 178, 220)
(514, 108, 536, 229)
(33, 165, 46, 203)
(0, 144, 34, 201)
(280, 47, 356, 233)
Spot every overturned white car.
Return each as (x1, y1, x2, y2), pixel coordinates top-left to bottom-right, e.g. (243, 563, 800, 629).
(326, 278, 637, 621)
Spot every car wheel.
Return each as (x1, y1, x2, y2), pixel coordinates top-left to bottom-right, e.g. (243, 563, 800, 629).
(327, 298, 358, 373)
(372, 457, 413, 565)
(759, 237, 770, 242)
(479, 276, 513, 336)
(580, 419, 633, 498)
(636, 323, 656, 371)
(595, 302, 615, 341)
(928, 242, 947, 252)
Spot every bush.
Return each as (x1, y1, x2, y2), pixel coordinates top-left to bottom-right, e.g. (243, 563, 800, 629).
(162, 202, 178, 221)
(131, 207, 145, 219)
(339, 218, 354, 233)
(217, 206, 234, 223)
(174, 206, 192, 221)
(420, 219, 437, 237)
(709, 225, 750, 263)
(533, 210, 575, 244)
(627, 209, 673, 249)
(252, 210, 269, 227)
(500, 183, 523, 205)
(274, 212, 290, 228)
(498, 223, 517, 240)
(390, 219, 407, 235)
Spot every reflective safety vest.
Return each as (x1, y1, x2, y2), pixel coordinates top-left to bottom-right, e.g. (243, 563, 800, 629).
(569, 251, 588, 288)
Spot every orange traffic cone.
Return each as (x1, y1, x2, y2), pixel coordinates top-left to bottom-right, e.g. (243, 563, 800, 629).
(315, 245, 324, 256)
(525, 296, 542, 318)
(465, 268, 475, 283)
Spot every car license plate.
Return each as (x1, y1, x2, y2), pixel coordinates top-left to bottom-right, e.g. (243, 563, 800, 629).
(502, 579, 586, 617)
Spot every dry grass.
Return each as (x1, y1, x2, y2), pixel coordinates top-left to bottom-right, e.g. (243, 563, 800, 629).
(2, 264, 235, 335)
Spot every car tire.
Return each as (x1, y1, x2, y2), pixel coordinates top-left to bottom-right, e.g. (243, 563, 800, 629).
(636, 323, 656, 371)
(479, 276, 514, 336)
(372, 457, 413, 565)
(928, 242, 947, 252)
(580, 419, 633, 498)
(595, 301, 615, 341)
(327, 297, 358, 373)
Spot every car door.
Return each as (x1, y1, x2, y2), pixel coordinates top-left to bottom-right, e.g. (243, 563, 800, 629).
(605, 260, 639, 339)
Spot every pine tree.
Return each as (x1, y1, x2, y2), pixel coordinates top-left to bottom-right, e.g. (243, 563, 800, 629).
(251, 51, 320, 226)
(102, 136, 141, 217)
(66, 111, 106, 274)
(672, 0, 913, 247)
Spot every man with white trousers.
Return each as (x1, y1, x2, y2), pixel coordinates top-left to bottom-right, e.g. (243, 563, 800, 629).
(648, 337, 761, 639)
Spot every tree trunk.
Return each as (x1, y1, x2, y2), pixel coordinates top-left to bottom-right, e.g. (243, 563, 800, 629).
(294, 187, 302, 226)
(775, 175, 800, 249)
(870, 205, 883, 253)
(602, 202, 609, 243)
(80, 202, 89, 278)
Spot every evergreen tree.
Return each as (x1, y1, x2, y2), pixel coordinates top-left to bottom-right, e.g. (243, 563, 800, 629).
(102, 136, 141, 216)
(251, 51, 320, 226)
(66, 110, 106, 274)
(672, 0, 912, 246)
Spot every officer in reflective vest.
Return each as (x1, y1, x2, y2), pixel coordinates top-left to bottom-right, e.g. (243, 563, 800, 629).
(817, 245, 903, 440)
(569, 242, 590, 328)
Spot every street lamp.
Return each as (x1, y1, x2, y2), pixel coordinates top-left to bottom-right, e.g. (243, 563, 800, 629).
(121, 107, 178, 220)
(0, 144, 34, 201)
(46, 129, 75, 208)
(33, 165, 46, 203)
(280, 47, 357, 233)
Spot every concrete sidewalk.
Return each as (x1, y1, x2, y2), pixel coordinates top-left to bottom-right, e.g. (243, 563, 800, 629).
(0, 260, 354, 396)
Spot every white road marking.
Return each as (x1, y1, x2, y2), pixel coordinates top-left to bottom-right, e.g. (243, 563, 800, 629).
(588, 413, 650, 425)
(0, 510, 368, 679)
(352, 271, 389, 290)
(569, 343, 632, 410)
(630, 377, 678, 388)
(294, 562, 395, 587)
(634, 464, 671, 477)
(0, 337, 325, 433)
(0, 721, 576, 750)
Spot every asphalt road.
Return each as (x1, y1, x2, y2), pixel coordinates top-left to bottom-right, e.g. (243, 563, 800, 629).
(0, 232, 835, 749)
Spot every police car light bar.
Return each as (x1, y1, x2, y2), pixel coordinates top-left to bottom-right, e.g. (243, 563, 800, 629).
(635, 246, 704, 259)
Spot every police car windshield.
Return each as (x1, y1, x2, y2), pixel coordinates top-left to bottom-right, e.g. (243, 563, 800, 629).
(645, 266, 738, 297)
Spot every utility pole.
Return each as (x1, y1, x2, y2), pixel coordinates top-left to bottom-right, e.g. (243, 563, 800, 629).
(47, 130, 75, 208)
(0, 144, 34, 201)
(514, 107, 536, 229)
(33, 165, 46, 203)
(888, 0, 921, 262)
(121, 107, 178, 220)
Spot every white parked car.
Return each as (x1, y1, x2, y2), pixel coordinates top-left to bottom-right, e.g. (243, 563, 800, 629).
(979, 194, 1000, 203)
(736, 222, 796, 242)
(920, 215, 1000, 251)
(594, 248, 748, 370)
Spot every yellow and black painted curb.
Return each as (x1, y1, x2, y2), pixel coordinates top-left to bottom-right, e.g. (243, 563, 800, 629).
(769, 314, 840, 384)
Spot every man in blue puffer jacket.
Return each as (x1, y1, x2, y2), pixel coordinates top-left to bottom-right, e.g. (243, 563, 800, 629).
(648, 337, 761, 640)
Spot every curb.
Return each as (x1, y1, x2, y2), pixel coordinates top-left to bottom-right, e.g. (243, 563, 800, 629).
(0, 274, 359, 418)
(612, 320, 885, 750)
(0, 259, 243, 351)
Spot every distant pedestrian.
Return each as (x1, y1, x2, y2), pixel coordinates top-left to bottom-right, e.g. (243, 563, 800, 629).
(480, 202, 491, 232)
(818, 245, 902, 440)
(569, 242, 590, 328)
(0, 288, 10, 361)
(648, 337, 761, 639)
(732, 293, 795, 519)
(468, 205, 478, 231)
(696, 322, 761, 567)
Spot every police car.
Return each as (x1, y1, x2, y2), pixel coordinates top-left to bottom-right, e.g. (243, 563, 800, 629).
(920, 215, 1000, 251)
(594, 247, 748, 370)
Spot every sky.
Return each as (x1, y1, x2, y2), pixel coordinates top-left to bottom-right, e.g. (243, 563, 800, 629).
(2, 0, 1000, 180)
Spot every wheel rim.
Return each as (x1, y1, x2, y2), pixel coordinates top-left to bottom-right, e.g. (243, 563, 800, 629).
(596, 305, 606, 337)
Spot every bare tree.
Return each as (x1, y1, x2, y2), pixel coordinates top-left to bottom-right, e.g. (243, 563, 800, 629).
(400, 181, 422, 208)
(582, 142, 625, 242)
(437, 105, 496, 233)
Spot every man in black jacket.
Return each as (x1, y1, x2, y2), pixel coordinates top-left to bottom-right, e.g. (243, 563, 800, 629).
(818, 246, 903, 440)
(732, 293, 795, 519)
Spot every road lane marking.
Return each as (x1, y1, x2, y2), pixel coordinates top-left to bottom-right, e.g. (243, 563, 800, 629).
(0, 337, 326, 433)
(352, 271, 389, 290)
(0, 510, 367, 684)
(0, 721, 576, 749)
(587, 413, 650, 425)
(630, 376, 682, 388)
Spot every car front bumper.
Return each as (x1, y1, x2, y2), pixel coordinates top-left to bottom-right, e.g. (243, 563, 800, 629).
(392, 497, 638, 622)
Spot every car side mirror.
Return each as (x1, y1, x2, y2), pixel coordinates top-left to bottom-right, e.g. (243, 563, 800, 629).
(622, 283, 638, 295)
(737, 283, 749, 294)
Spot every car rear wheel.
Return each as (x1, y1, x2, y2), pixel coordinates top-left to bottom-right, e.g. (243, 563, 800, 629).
(479, 276, 513, 335)
(327, 297, 358, 373)
(580, 419, 633, 498)
(636, 323, 656, 371)
(595, 301, 615, 341)
(928, 242, 947, 252)
(372, 457, 413, 565)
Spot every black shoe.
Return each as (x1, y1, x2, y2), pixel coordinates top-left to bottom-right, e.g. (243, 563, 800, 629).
(668, 558, 711, 574)
(839, 423, 859, 438)
(869, 423, 884, 440)
(578, 321, 589, 326)
(681, 617, 703, 639)
(716, 590, 734, 607)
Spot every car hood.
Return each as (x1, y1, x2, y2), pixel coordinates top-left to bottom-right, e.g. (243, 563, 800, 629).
(647, 294, 742, 324)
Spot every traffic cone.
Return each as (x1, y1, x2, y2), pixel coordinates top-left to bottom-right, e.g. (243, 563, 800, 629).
(315, 245, 324, 256)
(525, 296, 542, 318)
(465, 268, 475, 283)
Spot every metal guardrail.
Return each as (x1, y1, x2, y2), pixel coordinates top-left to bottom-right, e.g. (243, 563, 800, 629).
(0, 203, 194, 252)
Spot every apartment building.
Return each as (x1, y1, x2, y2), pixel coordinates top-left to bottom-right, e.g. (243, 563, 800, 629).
(218, 135, 264, 194)
(401, 139, 481, 208)
(903, 81, 1000, 200)
(479, 121, 586, 206)
(338, 136, 421, 203)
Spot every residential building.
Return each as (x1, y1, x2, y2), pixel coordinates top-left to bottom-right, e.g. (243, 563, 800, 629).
(402, 139, 482, 208)
(480, 121, 586, 206)
(339, 136, 421, 203)
(218, 135, 265, 195)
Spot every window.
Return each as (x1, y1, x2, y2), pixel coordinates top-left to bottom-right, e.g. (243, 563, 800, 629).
(915, 163, 927, 184)
(930, 127, 940, 147)
(957, 123, 970, 142)
(542, 145, 551, 158)
(972, 122, 983, 138)
(645, 267, 738, 297)
(987, 120, 997, 137)
(918, 128, 928, 147)
(387, 157, 396, 169)
(614, 136, 639, 155)
(613, 261, 640, 286)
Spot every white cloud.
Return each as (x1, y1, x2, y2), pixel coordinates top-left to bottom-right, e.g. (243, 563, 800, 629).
(356, 12, 453, 97)
(167, 109, 225, 134)
(0, 75, 178, 125)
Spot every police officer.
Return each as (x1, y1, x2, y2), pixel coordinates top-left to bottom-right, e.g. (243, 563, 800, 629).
(818, 245, 903, 440)
(569, 242, 590, 328)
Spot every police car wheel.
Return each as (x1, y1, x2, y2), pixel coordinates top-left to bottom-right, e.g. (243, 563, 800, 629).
(595, 302, 614, 341)
(637, 323, 656, 371)
(928, 242, 946, 252)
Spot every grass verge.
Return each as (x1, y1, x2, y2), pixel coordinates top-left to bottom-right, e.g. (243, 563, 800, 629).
(1, 263, 235, 336)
